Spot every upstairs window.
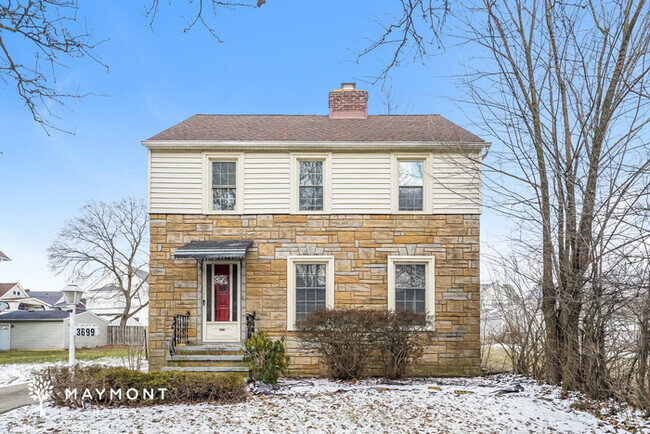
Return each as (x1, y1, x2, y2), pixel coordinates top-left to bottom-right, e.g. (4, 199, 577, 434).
(212, 161, 237, 211)
(398, 161, 423, 211)
(299, 161, 323, 211)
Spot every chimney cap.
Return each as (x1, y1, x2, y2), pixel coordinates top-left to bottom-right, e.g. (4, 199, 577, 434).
(341, 82, 356, 90)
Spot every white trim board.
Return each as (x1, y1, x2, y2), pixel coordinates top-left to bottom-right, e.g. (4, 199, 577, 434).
(387, 255, 436, 329)
(142, 140, 489, 151)
(286, 255, 335, 331)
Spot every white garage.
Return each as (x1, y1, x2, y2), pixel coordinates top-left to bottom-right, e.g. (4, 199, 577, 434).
(0, 310, 109, 350)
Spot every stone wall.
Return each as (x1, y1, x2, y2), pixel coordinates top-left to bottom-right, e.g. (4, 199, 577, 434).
(149, 213, 480, 376)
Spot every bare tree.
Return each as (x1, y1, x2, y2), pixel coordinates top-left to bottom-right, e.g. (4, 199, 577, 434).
(359, 0, 650, 405)
(144, 0, 265, 43)
(0, 0, 106, 133)
(459, 0, 650, 393)
(355, 0, 451, 83)
(378, 78, 415, 114)
(1, 1, 266, 133)
(484, 253, 545, 379)
(48, 197, 149, 327)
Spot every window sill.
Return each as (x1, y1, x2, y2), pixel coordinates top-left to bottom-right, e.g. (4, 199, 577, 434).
(293, 210, 330, 215)
(203, 210, 243, 215)
(394, 210, 431, 215)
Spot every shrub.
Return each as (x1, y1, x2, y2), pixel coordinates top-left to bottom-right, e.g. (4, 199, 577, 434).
(244, 331, 290, 384)
(296, 308, 377, 380)
(297, 308, 430, 380)
(36, 365, 247, 408)
(371, 310, 428, 379)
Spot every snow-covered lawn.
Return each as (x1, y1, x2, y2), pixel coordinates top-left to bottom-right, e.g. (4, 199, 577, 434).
(1, 375, 648, 433)
(0, 358, 148, 387)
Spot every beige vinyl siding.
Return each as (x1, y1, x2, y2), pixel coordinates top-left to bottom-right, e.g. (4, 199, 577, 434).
(150, 151, 203, 214)
(8, 321, 64, 349)
(148, 149, 482, 215)
(243, 153, 291, 213)
(331, 154, 391, 213)
(431, 152, 482, 214)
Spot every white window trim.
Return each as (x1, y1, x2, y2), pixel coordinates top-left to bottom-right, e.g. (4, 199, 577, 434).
(391, 153, 432, 214)
(387, 255, 436, 328)
(286, 255, 335, 331)
(203, 152, 243, 214)
(290, 153, 332, 214)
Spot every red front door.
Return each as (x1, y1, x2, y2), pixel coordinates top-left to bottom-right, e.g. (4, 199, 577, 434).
(214, 264, 230, 322)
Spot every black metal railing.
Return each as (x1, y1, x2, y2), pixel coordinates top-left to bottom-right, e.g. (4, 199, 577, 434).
(170, 311, 190, 356)
(246, 311, 256, 340)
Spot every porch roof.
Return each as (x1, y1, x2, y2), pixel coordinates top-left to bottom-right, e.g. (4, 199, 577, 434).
(173, 240, 253, 260)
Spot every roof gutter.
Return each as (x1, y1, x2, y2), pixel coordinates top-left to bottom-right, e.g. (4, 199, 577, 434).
(141, 140, 490, 151)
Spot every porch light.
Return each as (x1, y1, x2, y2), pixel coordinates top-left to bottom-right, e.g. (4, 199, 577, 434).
(61, 284, 84, 305)
(61, 284, 84, 366)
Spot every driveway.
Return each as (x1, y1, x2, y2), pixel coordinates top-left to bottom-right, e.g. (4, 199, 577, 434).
(0, 383, 32, 414)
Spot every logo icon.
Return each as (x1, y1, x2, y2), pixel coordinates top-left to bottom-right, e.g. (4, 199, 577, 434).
(29, 378, 53, 417)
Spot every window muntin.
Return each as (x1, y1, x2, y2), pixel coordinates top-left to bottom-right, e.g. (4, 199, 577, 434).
(299, 160, 324, 211)
(295, 263, 327, 320)
(398, 161, 423, 211)
(287, 255, 334, 330)
(387, 256, 435, 326)
(394, 264, 426, 313)
(212, 161, 237, 211)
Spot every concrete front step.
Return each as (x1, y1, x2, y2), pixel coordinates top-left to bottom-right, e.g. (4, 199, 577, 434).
(161, 366, 249, 373)
(166, 354, 244, 362)
(167, 345, 248, 370)
(167, 361, 248, 368)
(174, 345, 243, 355)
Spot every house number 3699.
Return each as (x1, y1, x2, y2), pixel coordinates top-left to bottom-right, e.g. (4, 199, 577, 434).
(76, 327, 96, 337)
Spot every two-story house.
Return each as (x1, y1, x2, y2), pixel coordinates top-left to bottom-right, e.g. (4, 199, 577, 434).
(82, 266, 149, 326)
(145, 83, 486, 376)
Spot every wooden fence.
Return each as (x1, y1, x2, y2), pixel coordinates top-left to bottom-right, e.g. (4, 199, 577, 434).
(108, 325, 148, 347)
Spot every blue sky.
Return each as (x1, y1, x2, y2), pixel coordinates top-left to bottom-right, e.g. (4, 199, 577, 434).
(0, 1, 504, 290)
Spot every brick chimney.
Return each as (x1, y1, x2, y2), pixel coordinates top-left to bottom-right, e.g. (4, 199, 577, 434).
(328, 83, 368, 119)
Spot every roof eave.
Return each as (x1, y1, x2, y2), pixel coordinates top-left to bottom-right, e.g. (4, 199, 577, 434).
(141, 140, 489, 151)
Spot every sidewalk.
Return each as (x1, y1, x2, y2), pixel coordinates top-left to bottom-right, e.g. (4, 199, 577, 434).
(0, 383, 32, 414)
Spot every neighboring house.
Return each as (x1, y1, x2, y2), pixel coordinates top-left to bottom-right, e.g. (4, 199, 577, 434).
(0, 283, 50, 312)
(481, 282, 512, 341)
(0, 250, 10, 262)
(82, 267, 149, 326)
(27, 290, 86, 312)
(481, 282, 543, 343)
(0, 310, 108, 350)
(144, 83, 486, 375)
(28, 291, 65, 308)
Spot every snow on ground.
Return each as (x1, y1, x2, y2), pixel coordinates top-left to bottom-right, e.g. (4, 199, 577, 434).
(0, 357, 148, 387)
(1, 375, 648, 433)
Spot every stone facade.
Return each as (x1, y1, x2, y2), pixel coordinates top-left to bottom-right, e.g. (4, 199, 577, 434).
(149, 213, 480, 376)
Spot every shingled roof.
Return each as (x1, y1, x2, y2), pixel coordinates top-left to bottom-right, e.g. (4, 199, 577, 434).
(145, 115, 485, 143)
(0, 310, 71, 321)
(0, 283, 19, 297)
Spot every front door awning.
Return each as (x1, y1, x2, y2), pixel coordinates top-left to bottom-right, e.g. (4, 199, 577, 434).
(173, 240, 253, 260)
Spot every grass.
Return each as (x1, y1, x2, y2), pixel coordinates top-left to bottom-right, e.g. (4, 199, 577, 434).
(481, 344, 513, 373)
(0, 347, 128, 364)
